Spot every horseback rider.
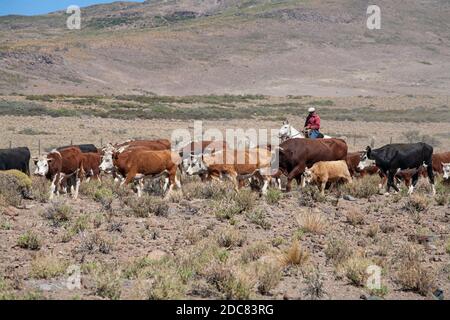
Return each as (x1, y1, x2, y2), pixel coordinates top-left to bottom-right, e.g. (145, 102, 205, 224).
(304, 107, 322, 139)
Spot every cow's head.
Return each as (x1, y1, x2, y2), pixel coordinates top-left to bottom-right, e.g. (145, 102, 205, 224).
(33, 155, 52, 176)
(357, 148, 375, 170)
(443, 162, 450, 180)
(185, 155, 207, 176)
(99, 151, 115, 173)
(303, 167, 314, 184)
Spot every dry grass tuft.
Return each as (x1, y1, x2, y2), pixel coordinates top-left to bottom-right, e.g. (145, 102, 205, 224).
(296, 209, 327, 234)
(30, 253, 68, 279)
(216, 228, 246, 248)
(394, 244, 436, 296)
(255, 262, 281, 295)
(342, 256, 373, 287)
(345, 208, 365, 226)
(280, 241, 310, 267)
(403, 194, 430, 214)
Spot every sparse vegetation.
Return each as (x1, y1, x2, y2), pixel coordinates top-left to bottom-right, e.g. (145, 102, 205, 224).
(30, 254, 68, 279)
(296, 209, 327, 234)
(280, 241, 310, 267)
(17, 231, 41, 250)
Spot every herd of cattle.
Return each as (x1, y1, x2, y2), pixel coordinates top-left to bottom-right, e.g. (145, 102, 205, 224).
(0, 136, 450, 200)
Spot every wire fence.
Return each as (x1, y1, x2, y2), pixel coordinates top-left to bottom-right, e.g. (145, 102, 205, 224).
(3, 138, 106, 156)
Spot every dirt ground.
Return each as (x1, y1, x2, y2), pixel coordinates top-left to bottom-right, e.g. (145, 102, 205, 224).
(0, 94, 449, 300)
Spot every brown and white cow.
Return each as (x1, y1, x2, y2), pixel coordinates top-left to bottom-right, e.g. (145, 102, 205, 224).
(80, 152, 102, 182)
(34, 147, 83, 200)
(346, 151, 363, 177)
(443, 163, 450, 180)
(431, 152, 450, 174)
(303, 160, 352, 195)
(100, 148, 181, 197)
(186, 148, 274, 194)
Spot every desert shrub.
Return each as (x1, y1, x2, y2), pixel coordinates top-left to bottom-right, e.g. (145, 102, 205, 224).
(271, 237, 284, 248)
(366, 224, 380, 238)
(339, 175, 379, 198)
(0, 275, 16, 300)
(245, 208, 271, 229)
(127, 195, 169, 217)
(145, 268, 185, 300)
(17, 231, 41, 250)
(70, 214, 89, 234)
(303, 268, 326, 300)
(240, 242, 269, 264)
(92, 264, 122, 300)
(298, 185, 326, 207)
(265, 188, 282, 205)
(233, 190, 257, 213)
(78, 232, 113, 254)
(403, 194, 430, 214)
(345, 208, 365, 226)
(445, 238, 450, 255)
(255, 262, 281, 295)
(0, 170, 30, 207)
(394, 244, 435, 296)
(94, 186, 114, 210)
(79, 179, 102, 199)
(206, 265, 254, 300)
(280, 241, 310, 267)
(214, 200, 241, 221)
(216, 228, 246, 248)
(183, 180, 228, 200)
(32, 176, 50, 203)
(296, 209, 327, 234)
(324, 238, 352, 266)
(30, 254, 68, 279)
(343, 256, 373, 287)
(41, 201, 72, 227)
(435, 193, 448, 206)
(183, 226, 209, 245)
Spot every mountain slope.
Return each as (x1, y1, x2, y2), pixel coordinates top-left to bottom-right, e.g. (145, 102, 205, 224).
(0, 0, 449, 96)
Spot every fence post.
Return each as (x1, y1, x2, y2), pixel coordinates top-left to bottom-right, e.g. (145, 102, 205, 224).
(390, 136, 393, 144)
(370, 137, 375, 148)
(70, 139, 73, 146)
(38, 139, 41, 156)
(100, 138, 103, 148)
(9, 141, 12, 149)
(353, 136, 356, 146)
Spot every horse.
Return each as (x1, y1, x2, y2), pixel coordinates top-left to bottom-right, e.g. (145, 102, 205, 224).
(278, 120, 331, 142)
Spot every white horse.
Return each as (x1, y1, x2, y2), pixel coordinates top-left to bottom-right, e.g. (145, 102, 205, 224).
(278, 120, 331, 141)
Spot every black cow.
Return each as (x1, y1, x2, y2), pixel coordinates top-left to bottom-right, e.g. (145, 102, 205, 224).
(57, 144, 98, 154)
(0, 147, 31, 175)
(358, 142, 435, 195)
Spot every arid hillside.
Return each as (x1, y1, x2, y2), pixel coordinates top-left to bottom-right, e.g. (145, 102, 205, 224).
(1, 0, 449, 96)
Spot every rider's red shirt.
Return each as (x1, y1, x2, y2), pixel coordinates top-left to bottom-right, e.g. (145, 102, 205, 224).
(306, 114, 321, 130)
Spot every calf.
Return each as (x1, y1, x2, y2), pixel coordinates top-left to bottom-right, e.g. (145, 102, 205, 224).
(358, 143, 435, 195)
(34, 147, 83, 199)
(394, 167, 426, 188)
(0, 147, 31, 175)
(186, 148, 273, 194)
(346, 152, 363, 177)
(303, 160, 352, 195)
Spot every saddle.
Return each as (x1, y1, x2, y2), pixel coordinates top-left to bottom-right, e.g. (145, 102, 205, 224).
(303, 129, 324, 139)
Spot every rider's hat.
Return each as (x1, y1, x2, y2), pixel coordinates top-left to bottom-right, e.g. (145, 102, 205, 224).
(308, 107, 316, 113)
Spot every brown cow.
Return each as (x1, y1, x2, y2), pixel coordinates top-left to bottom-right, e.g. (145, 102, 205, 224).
(346, 152, 363, 177)
(80, 152, 102, 181)
(34, 147, 83, 199)
(186, 148, 273, 194)
(431, 152, 450, 174)
(304, 160, 353, 195)
(100, 148, 181, 197)
(277, 139, 348, 192)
